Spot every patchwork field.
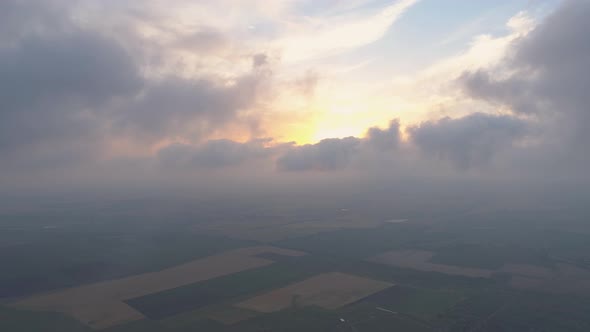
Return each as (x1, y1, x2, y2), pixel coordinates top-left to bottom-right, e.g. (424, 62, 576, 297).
(124, 256, 314, 320)
(12, 246, 305, 329)
(369, 250, 493, 278)
(499, 264, 553, 279)
(203, 306, 260, 325)
(361, 286, 467, 320)
(369, 250, 590, 296)
(236, 272, 393, 313)
(508, 263, 590, 294)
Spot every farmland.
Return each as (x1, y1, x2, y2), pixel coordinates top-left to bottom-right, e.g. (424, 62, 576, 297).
(12, 246, 305, 329)
(368, 249, 590, 296)
(236, 272, 393, 312)
(125, 256, 313, 319)
(360, 286, 466, 320)
(369, 250, 493, 278)
(3, 196, 590, 332)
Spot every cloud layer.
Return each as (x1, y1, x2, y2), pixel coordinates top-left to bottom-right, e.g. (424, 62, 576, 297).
(460, 0, 590, 172)
(409, 113, 527, 170)
(1, 0, 589, 193)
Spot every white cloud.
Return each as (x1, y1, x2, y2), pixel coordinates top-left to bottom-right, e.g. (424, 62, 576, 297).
(276, 0, 419, 63)
(379, 11, 538, 123)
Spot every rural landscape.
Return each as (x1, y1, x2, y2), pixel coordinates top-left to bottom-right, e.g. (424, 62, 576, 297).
(2, 190, 590, 332)
(2, 0, 590, 331)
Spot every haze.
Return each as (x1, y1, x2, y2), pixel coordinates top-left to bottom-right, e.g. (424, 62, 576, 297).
(1, 1, 590, 331)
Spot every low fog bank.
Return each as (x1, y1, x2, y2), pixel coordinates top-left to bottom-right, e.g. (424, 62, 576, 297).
(1, 174, 587, 230)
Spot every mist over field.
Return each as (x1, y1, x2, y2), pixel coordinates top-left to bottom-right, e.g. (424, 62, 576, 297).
(1, 1, 590, 331)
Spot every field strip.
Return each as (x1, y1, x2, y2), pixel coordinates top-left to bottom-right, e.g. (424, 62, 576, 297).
(369, 250, 493, 278)
(369, 250, 590, 295)
(12, 246, 305, 329)
(236, 272, 393, 313)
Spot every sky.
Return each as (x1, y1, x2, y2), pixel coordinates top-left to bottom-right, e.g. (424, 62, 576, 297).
(1, 0, 588, 197)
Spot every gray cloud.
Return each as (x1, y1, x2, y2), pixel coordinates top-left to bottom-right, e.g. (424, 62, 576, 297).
(1, 0, 589, 193)
(293, 70, 319, 99)
(176, 28, 230, 54)
(113, 70, 268, 142)
(252, 53, 269, 68)
(0, 0, 70, 43)
(154, 118, 403, 173)
(277, 137, 361, 171)
(277, 120, 402, 171)
(0, 3, 272, 172)
(365, 119, 401, 151)
(460, 0, 590, 155)
(0, 32, 141, 111)
(158, 139, 275, 169)
(408, 113, 527, 170)
(0, 29, 142, 169)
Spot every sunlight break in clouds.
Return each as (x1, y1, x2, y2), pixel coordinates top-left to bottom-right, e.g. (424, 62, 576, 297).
(1, 0, 588, 192)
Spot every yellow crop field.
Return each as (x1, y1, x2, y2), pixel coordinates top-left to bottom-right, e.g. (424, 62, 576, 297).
(236, 272, 393, 313)
(12, 246, 305, 329)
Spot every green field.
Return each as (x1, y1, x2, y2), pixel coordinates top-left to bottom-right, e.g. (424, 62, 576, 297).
(275, 224, 429, 259)
(0, 227, 253, 298)
(361, 286, 466, 320)
(125, 258, 315, 319)
(0, 306, 92, 332)
(434, 290, 590, 332)
(428, 243, 552, 269)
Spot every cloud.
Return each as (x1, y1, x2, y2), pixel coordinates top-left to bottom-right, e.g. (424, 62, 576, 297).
(157, 139, 275, 169)
(154, 118, 402, 172)
(0, 3, 272, 171)
(277, 137, 361, 171)
(277, 120, 402, 171)
(0, 32, 141, 111)
(0, 0, 70, 43)
(365, 119, 401, 151)
(408, 113, 528, 170)
(2, 0, 589, 193)
(459, 0, 590, 157)
(277, 0, 419, 63)
(113, 66, 270, 143)
(252, 53, 269, 68)
(292, 70, 319, 99)
(0, 29, 142, 169)
(175, 27, 230, 54)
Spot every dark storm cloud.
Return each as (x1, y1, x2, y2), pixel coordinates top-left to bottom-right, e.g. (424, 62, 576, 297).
(408, 113, 527, 170)
(460, 0, 590, 154)
(158, 139, 275, 169)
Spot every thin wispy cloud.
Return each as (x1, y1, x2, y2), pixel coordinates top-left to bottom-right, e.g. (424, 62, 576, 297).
(276, 0, 420, 63)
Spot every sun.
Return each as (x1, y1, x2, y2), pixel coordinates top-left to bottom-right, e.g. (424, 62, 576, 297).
(306, 104, 367, 142)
